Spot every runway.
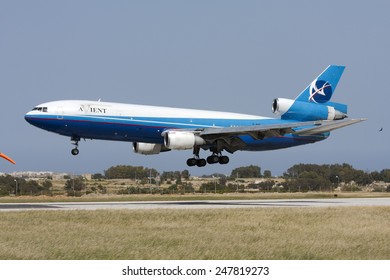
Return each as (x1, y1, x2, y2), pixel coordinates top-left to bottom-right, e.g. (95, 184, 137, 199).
(1, 197, 390, 211)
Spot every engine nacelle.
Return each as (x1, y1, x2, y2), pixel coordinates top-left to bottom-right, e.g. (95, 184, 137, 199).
(164, 131, 206, 150)
(272, 98, 347, 121)
(133, 142, 163, 155)
(272, 98, 294, 116)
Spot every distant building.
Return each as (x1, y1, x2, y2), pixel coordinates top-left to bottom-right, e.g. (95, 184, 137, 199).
(6, 171, 70, 180)
(82, 174, 92, 180)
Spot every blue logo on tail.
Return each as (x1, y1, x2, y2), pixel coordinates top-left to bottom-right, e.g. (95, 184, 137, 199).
(309, 79, 333, 103)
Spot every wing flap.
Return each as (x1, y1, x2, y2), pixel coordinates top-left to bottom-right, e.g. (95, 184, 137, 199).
(199, 121, 321, 140)
(294, 119, 366, 136)
(198, 119, 365, 141)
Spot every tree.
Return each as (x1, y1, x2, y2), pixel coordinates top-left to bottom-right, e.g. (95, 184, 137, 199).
(263, 170, 272, 178)
(181, 170, 190, 180)
(231, 165, 261, 178)
(92, 173, 105, 180)
(104, 165, 158, 180)
(64, 177, 86, 196)
(161, 171, 181, 183)
(20, 180, 52, 196)
(257, 180, 275, 191)
(0, 176, 53, 196)
(0, 175, 17, 196)
(380, 169, 390, 182)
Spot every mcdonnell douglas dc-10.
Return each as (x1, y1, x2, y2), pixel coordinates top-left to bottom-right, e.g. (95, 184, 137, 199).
(25, 65, 364, 167)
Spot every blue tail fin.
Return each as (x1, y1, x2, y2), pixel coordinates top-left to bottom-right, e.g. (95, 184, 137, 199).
(274, 65, 348, 121)
(295, 65, 345, 103)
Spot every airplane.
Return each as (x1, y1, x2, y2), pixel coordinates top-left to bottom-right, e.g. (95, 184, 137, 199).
(25, 65, 365, 167)
(0, 153, 16, 164)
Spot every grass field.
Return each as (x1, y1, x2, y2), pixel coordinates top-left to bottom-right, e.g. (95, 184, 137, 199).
(0, 206, 389, 260)
(1, 191, 390, 203)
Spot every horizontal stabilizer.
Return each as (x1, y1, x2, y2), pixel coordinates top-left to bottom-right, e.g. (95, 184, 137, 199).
(294, 119, 366, 136)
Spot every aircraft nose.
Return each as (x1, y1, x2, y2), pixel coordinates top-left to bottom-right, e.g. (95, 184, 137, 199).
(24, 110, 42, 127)
(24, 111, 34, 124)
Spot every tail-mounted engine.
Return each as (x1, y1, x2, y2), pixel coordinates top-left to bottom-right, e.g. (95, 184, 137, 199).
(272, 98, 347, 121)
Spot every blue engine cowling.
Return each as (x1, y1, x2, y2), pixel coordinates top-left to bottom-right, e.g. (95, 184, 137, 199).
(272, 98, 347, 121)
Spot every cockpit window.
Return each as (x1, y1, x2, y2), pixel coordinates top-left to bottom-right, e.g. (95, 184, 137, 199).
(32, 107, 48, 112)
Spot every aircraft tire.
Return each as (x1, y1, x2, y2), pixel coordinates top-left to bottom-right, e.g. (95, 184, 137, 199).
(186, 158, 197, 167)
(196, 159, 207, 167)
(207, 155, 219, 164)
(219, 156, 229, 164)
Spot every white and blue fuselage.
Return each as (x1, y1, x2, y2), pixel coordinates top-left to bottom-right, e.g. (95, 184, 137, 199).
(24, 65, 364, 167)
(25, 100, 322, 151)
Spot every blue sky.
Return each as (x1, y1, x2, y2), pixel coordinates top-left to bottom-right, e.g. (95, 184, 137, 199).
(1, 1, 389, 176)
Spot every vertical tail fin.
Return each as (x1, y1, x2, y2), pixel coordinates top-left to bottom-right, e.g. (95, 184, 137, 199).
(295, 65, 345, 103)
(273, 65, 348, 121)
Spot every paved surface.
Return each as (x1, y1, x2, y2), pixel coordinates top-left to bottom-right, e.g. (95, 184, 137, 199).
(1, 197, 390, 211)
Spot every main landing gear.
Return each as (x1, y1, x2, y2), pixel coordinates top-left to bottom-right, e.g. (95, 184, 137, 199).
(71, 136, 80, 156)
(186, 150, 229, 167)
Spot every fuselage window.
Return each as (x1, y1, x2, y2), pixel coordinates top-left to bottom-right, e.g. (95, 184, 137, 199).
(32, 107, 48, 112)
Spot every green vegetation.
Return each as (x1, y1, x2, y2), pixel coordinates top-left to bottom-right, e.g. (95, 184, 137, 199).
(2, 164, 388, 261)
(0, 207, 389, 259)
(285, 163, 373, 187)
(1, 192, 389, 204)
(2, 163, 390, 198)
(0, 175, 52, 196)
(104, 165, 158, 180)
(231, 165, 262, 178)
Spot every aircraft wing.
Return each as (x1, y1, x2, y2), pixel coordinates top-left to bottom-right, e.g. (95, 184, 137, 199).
(293, 118, 366, 136)
(199, 120, 321, 140)
(199, 119, 366, 140)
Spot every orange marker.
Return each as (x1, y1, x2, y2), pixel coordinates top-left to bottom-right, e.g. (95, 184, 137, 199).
(0, 153, 16, 164)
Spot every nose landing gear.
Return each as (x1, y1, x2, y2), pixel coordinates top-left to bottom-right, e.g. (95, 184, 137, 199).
(71, 147, 79, 156)
(71, 136, 80, 156)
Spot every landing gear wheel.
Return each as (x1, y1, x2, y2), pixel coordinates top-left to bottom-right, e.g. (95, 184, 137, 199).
(219, 155, 229, 164)
(187, 146, 207, 167)
(186, 158, 197, 167)
(196, 158, 207, 167)
(70, 136, 80, 156)
(207, 155, 220, 164)
(71, 148, 79, 156)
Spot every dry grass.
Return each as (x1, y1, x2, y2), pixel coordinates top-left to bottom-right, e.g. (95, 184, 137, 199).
(0, 207, 389, 260)
(1, 192, 390, 203)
